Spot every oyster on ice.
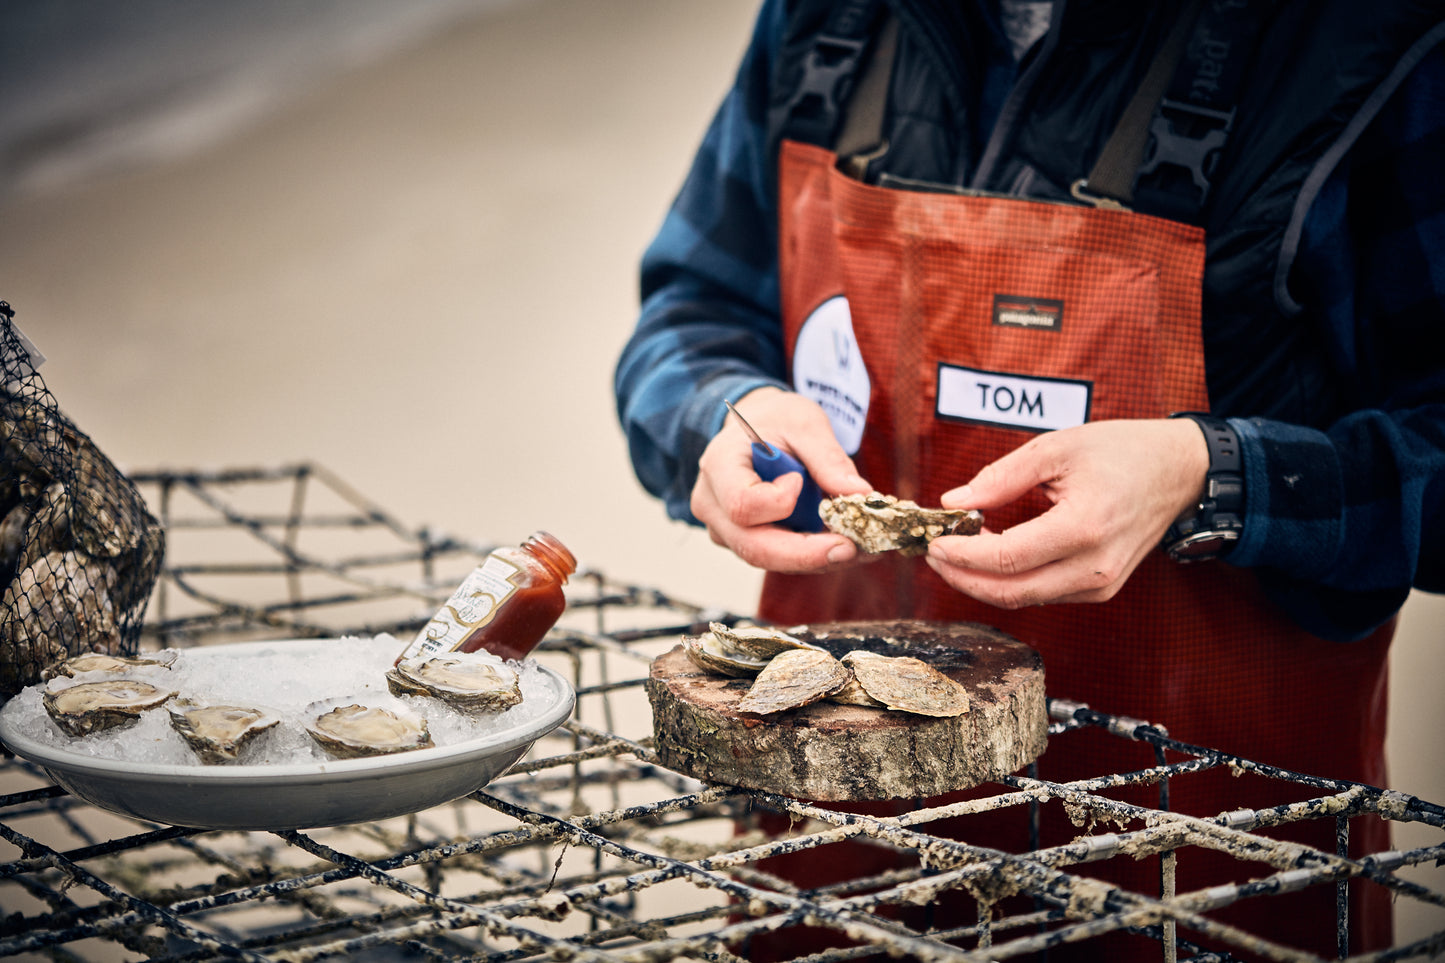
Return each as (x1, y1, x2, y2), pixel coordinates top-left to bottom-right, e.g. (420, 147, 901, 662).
(736, 648, 851, 715)
(42, 679, 175, 736)
(45, 650, 178, 679)
(819, 492, 982, 556)
(167, 699, 280, 764)
(841, 650, 970, 717)
(386, 652, 522, 711)
(306, 703, 433, 759)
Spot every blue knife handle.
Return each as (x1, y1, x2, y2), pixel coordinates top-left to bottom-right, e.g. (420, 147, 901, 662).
(751, 442, 826, 532)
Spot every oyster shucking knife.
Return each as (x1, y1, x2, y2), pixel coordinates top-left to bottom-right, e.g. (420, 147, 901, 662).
(724, 399, 826, 532)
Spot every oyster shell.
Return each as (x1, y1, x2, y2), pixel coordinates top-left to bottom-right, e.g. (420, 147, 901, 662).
(167, 699, 280, 764)
(306, 703, 433, 759)
(45, 650, 178, 679)
(42, 679, 175, 736)
(682, 622, 823, 678)
(841, 650, 970, 717)
(819, 492, 983, 556)
(705, 621, 820, 660)
(682, 633, 768, 677)
(828, 674, 886, 708)
(736, 648, 851, 715)
(386, 652, 522, 711)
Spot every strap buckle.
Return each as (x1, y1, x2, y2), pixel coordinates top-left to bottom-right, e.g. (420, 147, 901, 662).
(778, 33, 869, 139)
(1137, 97, 1235, 205)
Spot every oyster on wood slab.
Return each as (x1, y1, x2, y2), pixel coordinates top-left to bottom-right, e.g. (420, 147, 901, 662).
(306, 703, 433, 759)
(168, 699, 280, 764)
(42, 679, 175, 736)
(705, 622, 819, 661)
(736, 648, 851, 715)
(386, 653, 522, 711)
(682, 634, 768, 678)
(682, 621, 822, 678)
(819, 492, 982, 556)
(841, 650, 970, 717)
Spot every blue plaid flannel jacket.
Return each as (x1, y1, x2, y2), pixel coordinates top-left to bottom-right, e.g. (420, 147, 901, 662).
(615, 0, 1445, 641)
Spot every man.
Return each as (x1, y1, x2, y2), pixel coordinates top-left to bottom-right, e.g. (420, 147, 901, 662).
(616, 0, 1444, 957)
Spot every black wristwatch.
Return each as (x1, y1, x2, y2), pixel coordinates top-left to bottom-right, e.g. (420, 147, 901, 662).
(1162, 413, 1244, 563)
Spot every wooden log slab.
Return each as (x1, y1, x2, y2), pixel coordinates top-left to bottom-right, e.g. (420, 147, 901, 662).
(647, 620, 1048, 801)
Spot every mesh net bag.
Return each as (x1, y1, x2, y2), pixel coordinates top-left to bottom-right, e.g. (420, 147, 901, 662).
(0, 302, 165, 697)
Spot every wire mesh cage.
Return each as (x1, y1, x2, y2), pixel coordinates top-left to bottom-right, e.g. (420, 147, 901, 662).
(0, 464, 1441, 962)
(0, 303, 165, 697)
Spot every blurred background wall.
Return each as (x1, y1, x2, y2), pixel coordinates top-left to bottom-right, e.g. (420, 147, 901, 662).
(1, 0, 1439, 939)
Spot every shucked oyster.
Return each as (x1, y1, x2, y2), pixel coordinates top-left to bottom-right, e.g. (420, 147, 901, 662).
(306, 703, 433, 759)
(819, 492, 983, 556)
(736, 648, 851, 716)
(44, 650, 178, 679)
(841, 650, 970, 717)
(683, 622, 822, 678)
(386, 652, 522, 711)
(168, 699, 280, 764)
(42, 679, 175, 736)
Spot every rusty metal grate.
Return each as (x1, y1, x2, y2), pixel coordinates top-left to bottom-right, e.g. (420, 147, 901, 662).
(2, 464, 1442, 962)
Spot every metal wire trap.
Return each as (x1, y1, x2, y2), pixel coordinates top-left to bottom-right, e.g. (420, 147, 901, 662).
(0, 464, 1440, 963)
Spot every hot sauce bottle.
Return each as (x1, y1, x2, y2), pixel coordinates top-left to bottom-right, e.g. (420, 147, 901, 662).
(395, 531, 576, 663)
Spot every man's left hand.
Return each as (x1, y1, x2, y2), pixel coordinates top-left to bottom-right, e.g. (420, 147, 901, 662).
(925, 418, 1210, 607)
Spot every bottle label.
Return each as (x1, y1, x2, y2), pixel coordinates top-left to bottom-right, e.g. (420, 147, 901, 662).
(399, 555, 522, 660)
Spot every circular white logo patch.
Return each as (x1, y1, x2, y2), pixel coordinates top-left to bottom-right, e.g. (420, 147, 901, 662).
(792, 295, 870, 455)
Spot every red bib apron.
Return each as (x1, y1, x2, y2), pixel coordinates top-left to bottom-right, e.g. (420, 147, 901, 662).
(748, 140, 1393, 961)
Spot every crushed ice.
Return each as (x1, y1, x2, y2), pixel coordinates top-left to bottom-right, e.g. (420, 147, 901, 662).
(2, 634, 562, 767)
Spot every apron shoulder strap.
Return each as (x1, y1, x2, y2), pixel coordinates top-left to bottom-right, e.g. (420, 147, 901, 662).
(1076, 0, 1279, 223)
(769, 0, 889, 150)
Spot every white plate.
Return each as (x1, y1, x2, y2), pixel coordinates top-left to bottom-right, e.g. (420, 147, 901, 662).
(0, 639, 575, 830)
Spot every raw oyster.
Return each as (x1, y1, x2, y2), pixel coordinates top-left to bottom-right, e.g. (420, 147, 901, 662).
(819, 492, 983, 556)
(682, 622, 822, 678)
(705, 621, 820, 660)
(828, 673, 886, 708)
(306, 703, 433, 759)
(682, 634, 768, 678)
(386, 652, 522, 711)
(167, 699, 280, 764)
(45, 650, 178, 679)
(1, 550, 123, 695)
(736, 648, 851, 715)
(42, 679, 175, 736)
(841, 650, 970, 717)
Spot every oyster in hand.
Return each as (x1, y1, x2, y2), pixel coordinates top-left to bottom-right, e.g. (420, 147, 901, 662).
(168, 699, 280, 764)
(819, 492, 982, 556)
(386, 652, 522, 711)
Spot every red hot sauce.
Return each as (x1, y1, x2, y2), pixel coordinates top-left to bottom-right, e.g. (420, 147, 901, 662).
(395, 532, 576, 663)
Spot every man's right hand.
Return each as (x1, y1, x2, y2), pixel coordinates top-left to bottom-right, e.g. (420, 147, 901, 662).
(691, 387, 872, 573)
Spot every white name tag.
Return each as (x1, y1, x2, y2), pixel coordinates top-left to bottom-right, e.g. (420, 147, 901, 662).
(935, 363, 1092, 432)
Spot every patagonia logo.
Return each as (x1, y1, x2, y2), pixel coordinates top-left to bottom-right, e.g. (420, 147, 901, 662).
(992, 294, 1063, 332)
(936, 363, 1092, 433)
